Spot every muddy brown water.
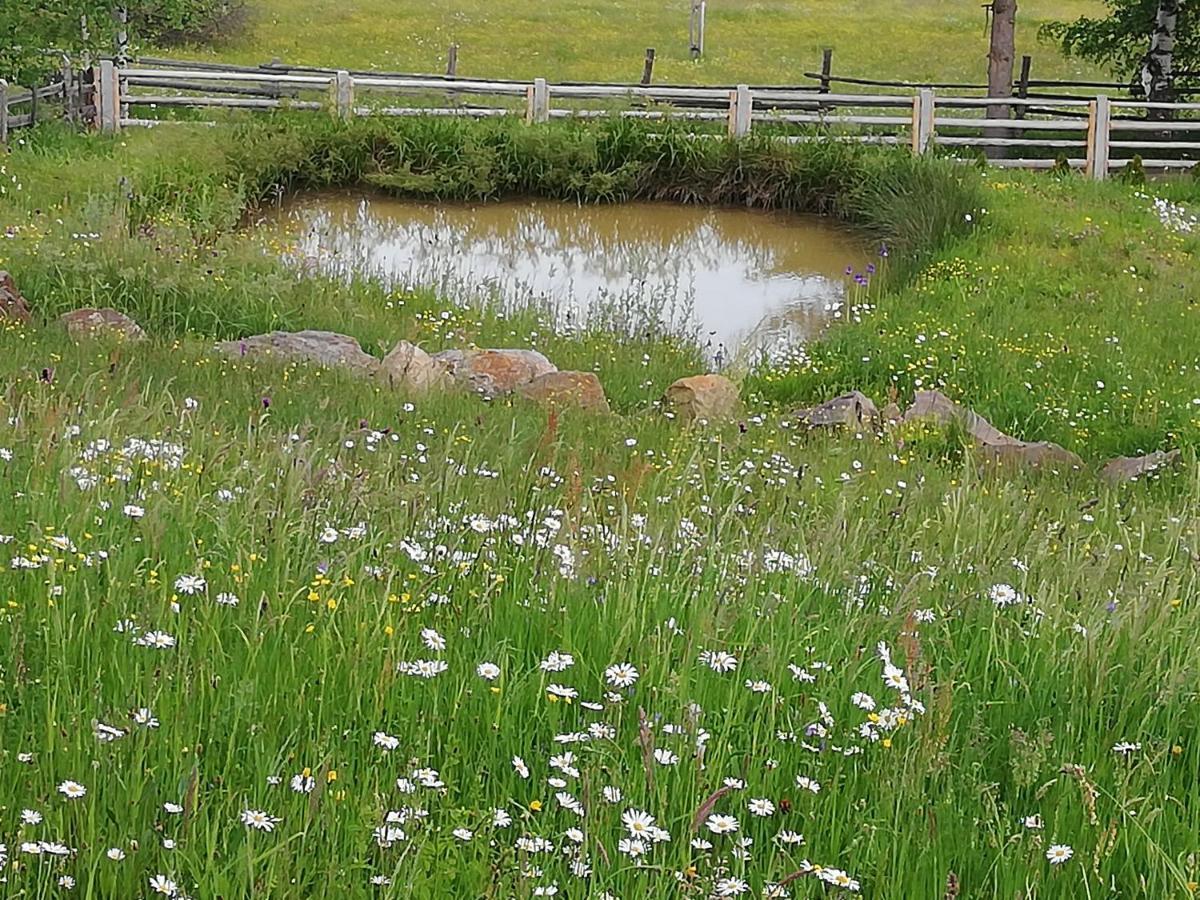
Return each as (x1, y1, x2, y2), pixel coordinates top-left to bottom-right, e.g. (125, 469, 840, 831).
(260, 192, 871, 359)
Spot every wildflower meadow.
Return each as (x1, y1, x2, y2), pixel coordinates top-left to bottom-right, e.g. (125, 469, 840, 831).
(0, 117, 1198, 899)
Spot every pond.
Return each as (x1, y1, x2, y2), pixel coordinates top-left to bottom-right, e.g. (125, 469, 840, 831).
(260, 192, 872, 361)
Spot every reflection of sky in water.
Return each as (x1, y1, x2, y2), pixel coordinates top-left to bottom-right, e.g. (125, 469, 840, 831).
(264, 193, 868, 356)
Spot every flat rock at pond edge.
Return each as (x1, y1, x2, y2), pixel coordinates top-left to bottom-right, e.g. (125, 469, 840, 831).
(517, 371, 610, 413)
(0, 272, 33, 324)
(794, 391, 879, 429)
(1100, 449, 1182, 484)
(662, 374, 740, 424)
(432, 348, 557, 396)
(379, 341, 453, 393)
(215, 330, 380, 374)
(60, 308, 146, 342)
(904, 389, 1083, 471)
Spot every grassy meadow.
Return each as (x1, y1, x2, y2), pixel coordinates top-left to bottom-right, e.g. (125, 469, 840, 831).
(0, 113, 1199, 900)
(173, 0, 1111, 86)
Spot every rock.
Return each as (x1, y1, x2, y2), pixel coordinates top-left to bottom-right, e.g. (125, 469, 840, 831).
(379, 341, 452, 393)
(60, 308, 145, 342)
(518, 371, 610, 413)
(662, 374, 740, 424)
(795, 391, 879, 429)
(0, 271, 32, 323)
(904, 389, 1014, 446)
(1100, 449, 1182, 484)
(979, 442, 1084, 471)
(904, 389, 1082, 471)
(215, 330, 380, 374)
(432, 348, 557, 396)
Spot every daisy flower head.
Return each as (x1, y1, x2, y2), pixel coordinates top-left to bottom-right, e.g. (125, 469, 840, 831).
(240, 808, 280, 832)
(1046, 844, 1073, 865)
(621, 808, 656, 838)
(174, 574, 206, 595)
(58, 780, 87, 800)
(699, 649, 739, 673)
(705, 813, 739, 834)
(747, 797, 775, 817)
(604, 662, 639, 688)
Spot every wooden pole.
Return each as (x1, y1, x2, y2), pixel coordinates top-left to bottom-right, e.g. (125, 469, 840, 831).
(690, 0, 706, 59)
(1015, 54, 1031, 120)
(912, 88, 935, 154)
(1086, 95, 1111, 180)
(62, 57, 76, 124)
(334, 70, 354, 120)
(0, 81, 9, 146)
(729, 84, 752, 138)
(641, 48, 656, 85)
(98, 59, 119, 132)
(819, 48, 833, 93)
(29, 81, 39, 126)
(528, 77, 550, 123)
(446, 44, 458, 77)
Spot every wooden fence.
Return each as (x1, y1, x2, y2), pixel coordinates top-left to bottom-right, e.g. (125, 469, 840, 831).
(0, 56, 94, 144)
(7, 57, 1200, 178)
(96, 61, 1200, 178)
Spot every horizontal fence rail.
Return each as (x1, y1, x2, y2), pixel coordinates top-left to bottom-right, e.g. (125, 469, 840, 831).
(7, 56, 1200, 176)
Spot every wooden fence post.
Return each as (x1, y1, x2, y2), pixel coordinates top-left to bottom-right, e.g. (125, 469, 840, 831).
(1086, 95, 1111, 180)
(1015, 55, 1031, 120)
(61, 57, 76, 124)
(446, 44, 458, 77)
(333, 70, 355, 120)
(819, 48, 833, 93)
(641, 48, 656, 85)
(527, 78, 550, 124)
(689, 0, 706, 59)
(98, 59, 120, 133)
(0, 81, 8, 146)
(729, 84, 752, 138)
(911, 88, 935, 154)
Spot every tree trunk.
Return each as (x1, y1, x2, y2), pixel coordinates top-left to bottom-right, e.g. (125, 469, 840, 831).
(1140, 0, 1178, 120)
(986, 0, 1018, 159)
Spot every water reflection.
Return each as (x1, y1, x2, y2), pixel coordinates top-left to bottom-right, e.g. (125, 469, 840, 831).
(260, 192, 868, 359)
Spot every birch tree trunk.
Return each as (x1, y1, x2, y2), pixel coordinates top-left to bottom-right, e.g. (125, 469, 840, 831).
(1140, 0, 1178, 119)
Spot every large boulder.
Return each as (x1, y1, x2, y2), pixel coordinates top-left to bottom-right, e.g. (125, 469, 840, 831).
(379, 341, 452, 393)
(662, 374, 740, 424)
(904, 389, 1082, 471)
(1100, 449, 1182, 484)
(794, 391, 879, 429)
(518, 371, 610, 413)
(60, 308, 145, 342)
(215, 331, 380, 375)
(0, 271, 32, 324)
(432, 348, 557, 396)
